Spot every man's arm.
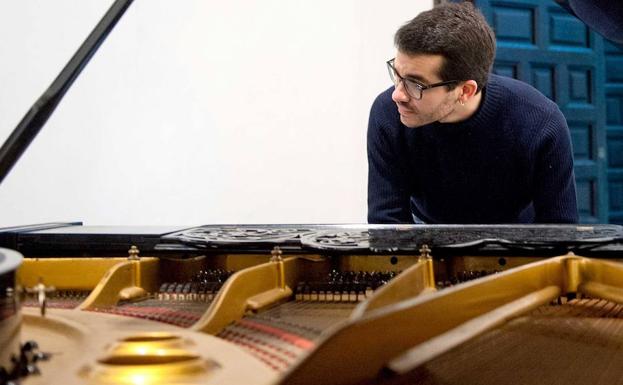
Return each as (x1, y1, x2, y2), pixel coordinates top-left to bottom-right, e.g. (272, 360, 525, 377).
(367, 95, 413, 224)
(532, 109, 579, 223)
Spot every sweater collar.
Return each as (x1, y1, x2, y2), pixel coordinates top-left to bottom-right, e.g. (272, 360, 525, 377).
(434, 74, 501, 129)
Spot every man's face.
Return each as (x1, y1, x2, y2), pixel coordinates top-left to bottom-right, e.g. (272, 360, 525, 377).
(391, 51, 460, 128)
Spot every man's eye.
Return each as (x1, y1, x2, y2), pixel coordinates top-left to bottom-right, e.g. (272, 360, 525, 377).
(406, 79, 424, 89)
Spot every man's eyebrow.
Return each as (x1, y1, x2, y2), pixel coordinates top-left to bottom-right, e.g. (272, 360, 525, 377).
(400, 70, 430, 84)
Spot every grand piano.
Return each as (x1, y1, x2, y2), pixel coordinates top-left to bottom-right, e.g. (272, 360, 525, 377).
(2, 1, 623, 385)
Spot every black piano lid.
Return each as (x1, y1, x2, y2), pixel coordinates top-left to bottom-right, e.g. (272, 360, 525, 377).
(556, 0, 623, 45)
(14, 225, 194, 254)
(0, 222, 82, 250)
(0, 0, 133, 186)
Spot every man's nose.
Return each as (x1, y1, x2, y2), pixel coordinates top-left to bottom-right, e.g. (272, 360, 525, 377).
(392, 81, 410, 103)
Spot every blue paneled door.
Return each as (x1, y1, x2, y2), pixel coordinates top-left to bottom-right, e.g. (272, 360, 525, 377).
(605, 41, 623, 224)
(471, 0, 610, 223)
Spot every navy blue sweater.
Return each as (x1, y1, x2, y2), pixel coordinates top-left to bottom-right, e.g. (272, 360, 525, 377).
(367, 74, 579, 224)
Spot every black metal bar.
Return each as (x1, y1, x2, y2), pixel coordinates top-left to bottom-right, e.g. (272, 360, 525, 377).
(0, 0, 134, 185)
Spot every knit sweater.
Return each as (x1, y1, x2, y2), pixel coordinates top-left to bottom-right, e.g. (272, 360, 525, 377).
(367, 74, 579, 224)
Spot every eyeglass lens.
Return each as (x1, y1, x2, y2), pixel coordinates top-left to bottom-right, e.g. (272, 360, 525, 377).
(387, 63, 422, 99)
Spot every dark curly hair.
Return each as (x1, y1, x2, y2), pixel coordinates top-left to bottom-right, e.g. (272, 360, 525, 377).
(394, 2, 496, 93)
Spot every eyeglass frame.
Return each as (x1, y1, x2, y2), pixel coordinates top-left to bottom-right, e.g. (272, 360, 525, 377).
(386, 58, 459, 100)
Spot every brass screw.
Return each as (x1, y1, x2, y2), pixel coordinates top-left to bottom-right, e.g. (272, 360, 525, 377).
(419, 244, 432, 260)
(271, 246, 283, 262)
(128, 245, 140, 260)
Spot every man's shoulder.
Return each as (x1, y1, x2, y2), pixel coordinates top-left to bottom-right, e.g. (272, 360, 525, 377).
(487, 74, 568, 139)
(488, 74, 558, 113)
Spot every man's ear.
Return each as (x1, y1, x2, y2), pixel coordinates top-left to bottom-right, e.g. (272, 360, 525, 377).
(459, 80, 479, 102)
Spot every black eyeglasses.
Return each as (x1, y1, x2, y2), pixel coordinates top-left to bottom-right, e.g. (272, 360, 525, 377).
(387, 58, 458, 100)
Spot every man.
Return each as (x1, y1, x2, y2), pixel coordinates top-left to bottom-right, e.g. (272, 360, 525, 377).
(367, 2, 578, 224)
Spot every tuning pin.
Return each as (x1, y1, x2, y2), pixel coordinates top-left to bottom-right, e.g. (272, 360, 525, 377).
(21, 341, 38, 354)
(25, 363, 40, 376)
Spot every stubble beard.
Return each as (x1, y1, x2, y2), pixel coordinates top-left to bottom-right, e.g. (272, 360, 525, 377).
(399, 94, 457, 128)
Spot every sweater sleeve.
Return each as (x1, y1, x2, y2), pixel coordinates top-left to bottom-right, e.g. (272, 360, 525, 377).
(367, 95, 413, 224)
(531, 108, 579, 223)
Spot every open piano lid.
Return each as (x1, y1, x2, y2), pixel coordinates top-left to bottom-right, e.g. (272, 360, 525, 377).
(0, 0, 133, 186)
(556, 0, 623, 45)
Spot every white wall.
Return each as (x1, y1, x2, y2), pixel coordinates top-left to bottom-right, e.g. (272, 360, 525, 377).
(0, 0, 432, 227)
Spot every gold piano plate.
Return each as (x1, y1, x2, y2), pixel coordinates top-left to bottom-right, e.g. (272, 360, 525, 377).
(21, 307, 276, 385)
(280, 253, 623, 385)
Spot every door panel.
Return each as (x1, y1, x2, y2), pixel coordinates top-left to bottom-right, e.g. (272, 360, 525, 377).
(605, 40, 623, 224)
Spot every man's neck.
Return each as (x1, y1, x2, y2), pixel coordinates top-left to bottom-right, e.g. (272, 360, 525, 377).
(441, 91, 484, 124)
